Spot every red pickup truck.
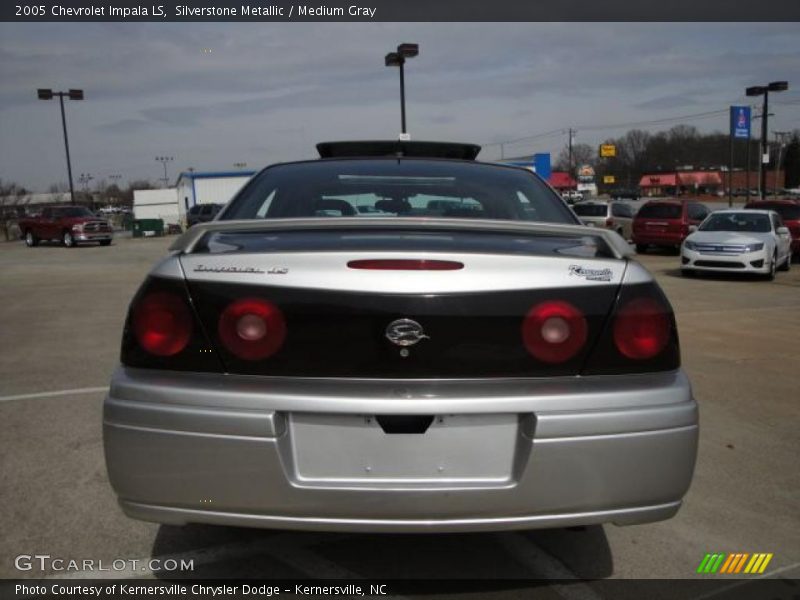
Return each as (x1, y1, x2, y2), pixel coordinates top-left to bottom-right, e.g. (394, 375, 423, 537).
(20, 205, 114, 248)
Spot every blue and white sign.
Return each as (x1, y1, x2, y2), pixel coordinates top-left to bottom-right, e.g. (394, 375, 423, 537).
(730, 106, 751, 139)
(502, 153, 551, 180)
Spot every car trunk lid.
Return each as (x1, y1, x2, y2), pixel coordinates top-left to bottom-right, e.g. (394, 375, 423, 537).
(177, 225, 626, 378)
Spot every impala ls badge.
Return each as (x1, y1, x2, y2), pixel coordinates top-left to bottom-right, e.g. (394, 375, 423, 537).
(385, 319, 429, 347)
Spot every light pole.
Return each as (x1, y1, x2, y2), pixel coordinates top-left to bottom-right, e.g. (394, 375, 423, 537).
(384, 43, 419, 136)
(79, 173, 93, 191)
(37, 88, 84, 205)
(746, 81, 789, 199)
(155, 156, 174, 187)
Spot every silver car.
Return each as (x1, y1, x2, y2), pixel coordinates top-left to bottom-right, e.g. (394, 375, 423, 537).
(572, 200, 635, 240)
(104, 141, 698, 533)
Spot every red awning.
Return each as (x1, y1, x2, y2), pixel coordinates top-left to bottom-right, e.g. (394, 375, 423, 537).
(640, 174, 677, 187)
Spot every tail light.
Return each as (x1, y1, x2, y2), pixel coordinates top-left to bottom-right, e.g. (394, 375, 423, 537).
(132, 292, 192, 356)
(582, 283, 680, 375)
(613, 297, 670, 360)
(605, 218, 614, 227)
(218, 298, 286, 360)
(348, 259, 464, 270)
(121, 277, 223, 373)
(522, 300, 587, 364)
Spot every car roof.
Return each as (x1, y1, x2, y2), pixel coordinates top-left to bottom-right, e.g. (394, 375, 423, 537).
(713, 208, 774, 215)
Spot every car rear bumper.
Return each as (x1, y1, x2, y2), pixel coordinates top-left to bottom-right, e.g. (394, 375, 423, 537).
(104, 367, 698, 532)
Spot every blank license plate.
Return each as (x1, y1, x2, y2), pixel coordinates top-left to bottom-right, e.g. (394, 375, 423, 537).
(289, 413, 520, 485)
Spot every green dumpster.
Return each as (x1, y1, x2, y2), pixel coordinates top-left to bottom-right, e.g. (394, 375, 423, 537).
(132, 219, 165, 238)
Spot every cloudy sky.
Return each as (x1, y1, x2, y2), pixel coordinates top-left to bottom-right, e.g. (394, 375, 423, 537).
(1, 22, 799, 191)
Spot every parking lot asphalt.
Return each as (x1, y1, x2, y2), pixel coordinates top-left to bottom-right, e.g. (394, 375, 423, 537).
(1, 236, 798, 593)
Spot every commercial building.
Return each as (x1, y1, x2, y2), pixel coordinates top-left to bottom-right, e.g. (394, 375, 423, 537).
(176, 170, 256, 214)
(639, 170, 785, 197)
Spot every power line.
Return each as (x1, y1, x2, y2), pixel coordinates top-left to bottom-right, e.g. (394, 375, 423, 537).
(485, 107, 748, 152)
(576, 108, 729, 132)
(484, 101, 800, 159)
(482, 128, 565, 148)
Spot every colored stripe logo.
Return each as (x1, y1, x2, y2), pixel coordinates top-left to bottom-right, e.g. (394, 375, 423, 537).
(697, 553, 773, 574)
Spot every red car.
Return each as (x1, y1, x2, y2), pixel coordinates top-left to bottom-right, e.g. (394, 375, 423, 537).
(744, 200, 800, 255)
(632, 200, 710, 253)
(19, 205, 114, 248)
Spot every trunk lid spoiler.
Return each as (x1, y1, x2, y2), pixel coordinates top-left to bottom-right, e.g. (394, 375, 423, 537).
(170, 217, 634, 259)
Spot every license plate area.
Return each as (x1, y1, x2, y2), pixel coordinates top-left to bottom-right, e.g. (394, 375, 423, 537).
(286, 413, 526, 487)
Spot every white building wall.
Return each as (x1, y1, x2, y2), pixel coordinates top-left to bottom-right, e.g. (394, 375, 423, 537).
(133, 189, 180, 225)
(193, 176, 251, 206)
(177, 179, 194, 218)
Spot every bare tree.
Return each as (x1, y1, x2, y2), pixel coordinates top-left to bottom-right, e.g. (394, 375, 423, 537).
(555, 143, 595, 172)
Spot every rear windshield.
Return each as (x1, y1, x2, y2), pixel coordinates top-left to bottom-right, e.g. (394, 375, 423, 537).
(747, 204, 800, 220)
(221, 159, 578, 225)
(637, 203, 682, 219)
(572, 204, 608, 217)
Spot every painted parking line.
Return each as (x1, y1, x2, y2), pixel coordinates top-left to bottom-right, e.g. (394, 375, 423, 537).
(0, 386, 107, 403)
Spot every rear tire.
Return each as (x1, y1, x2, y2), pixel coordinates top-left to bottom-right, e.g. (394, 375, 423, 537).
(62, 231, 76, 248)
(24, 230, 39, 247)
(635, 244, 648, 254)
(779, 253, 791, 271)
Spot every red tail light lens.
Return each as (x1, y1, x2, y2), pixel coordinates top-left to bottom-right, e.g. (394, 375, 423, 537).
(218, 298, 286, 361)
(347, 259, 464, 270)
(132, 292, 193, 356)
(522, 300, 587, 364)
(613, 297, 670, 359)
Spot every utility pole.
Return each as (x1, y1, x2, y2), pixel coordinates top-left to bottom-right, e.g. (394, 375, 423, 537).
(568, 128, 574, 175)
(774, 131, 790, 194)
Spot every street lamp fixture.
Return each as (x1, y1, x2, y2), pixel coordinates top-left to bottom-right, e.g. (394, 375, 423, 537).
(746, 80, 789, 199)
(384, 42, 419, 136)
(79, 173, 94, 191)
(37, 88, 84, 204)
(155, 156, 174, 187)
